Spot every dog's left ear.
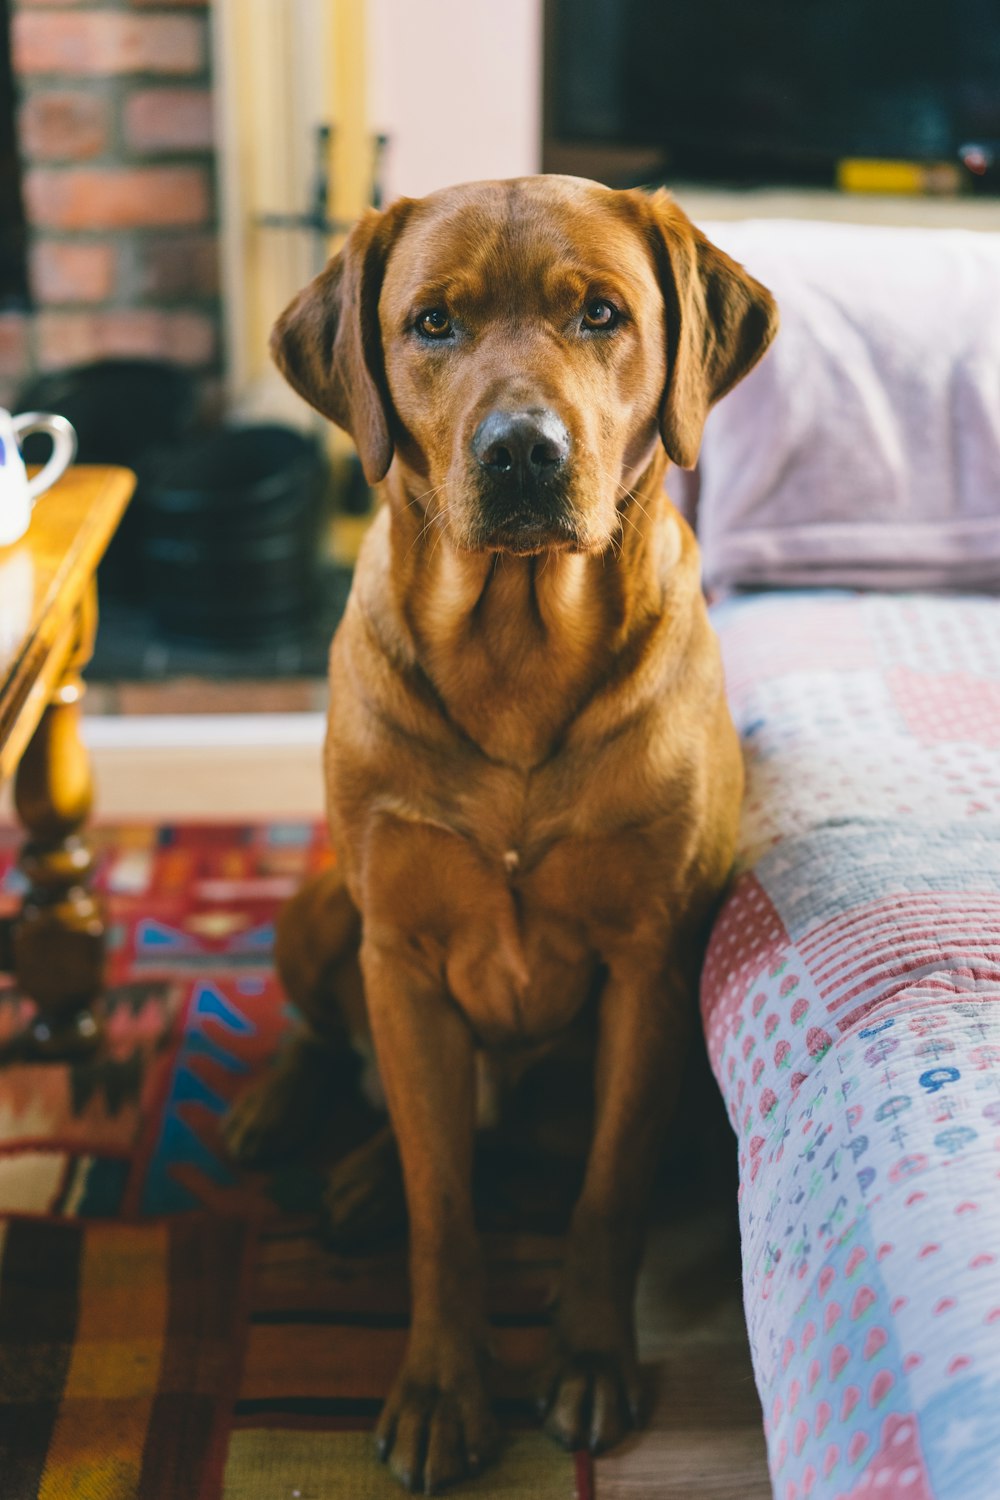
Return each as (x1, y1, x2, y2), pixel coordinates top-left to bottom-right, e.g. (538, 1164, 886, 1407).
(645, 191, 778, 469)
(270, 199, 414, 484)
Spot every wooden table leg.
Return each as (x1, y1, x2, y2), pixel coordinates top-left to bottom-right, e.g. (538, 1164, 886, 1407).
(8, 582, 104, 1059)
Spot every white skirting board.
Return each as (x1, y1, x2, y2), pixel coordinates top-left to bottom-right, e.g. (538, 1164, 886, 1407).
(1, 714, 327, 822)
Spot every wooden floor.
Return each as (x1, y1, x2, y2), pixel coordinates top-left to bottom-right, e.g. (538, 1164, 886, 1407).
(598, 1209, 770, 1498)
(1, 683, 772, 1498)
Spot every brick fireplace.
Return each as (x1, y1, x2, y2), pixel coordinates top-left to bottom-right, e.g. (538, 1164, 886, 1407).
(0, 0, 220, 412)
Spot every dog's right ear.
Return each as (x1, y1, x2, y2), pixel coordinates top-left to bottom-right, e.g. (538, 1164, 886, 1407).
(270, 200, 413, 484)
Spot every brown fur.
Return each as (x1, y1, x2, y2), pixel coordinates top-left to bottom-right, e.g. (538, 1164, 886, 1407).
(225, 175, 777, 1493)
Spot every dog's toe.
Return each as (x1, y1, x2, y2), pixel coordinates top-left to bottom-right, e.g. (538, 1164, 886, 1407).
(540, 1350, 641, 1455)
(220, 1085, 280, 1166)
(376, 1376, 498, 1493)
(222, 1076, 318, 1167)
(322, 1127, 406, 1249)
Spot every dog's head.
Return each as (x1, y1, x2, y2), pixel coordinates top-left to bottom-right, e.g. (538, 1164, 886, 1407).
(272, 176, 777, 556)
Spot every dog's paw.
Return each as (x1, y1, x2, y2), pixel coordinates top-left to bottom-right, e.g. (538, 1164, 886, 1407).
(221, 1070, 316, 1167)
(222, 1033, 346, 1167)
(537, 1347, 643, 1455)
(220, 1079, 286, 1166)
(376, 1360, 499, 1493)
(322, 1126, 406, 1249)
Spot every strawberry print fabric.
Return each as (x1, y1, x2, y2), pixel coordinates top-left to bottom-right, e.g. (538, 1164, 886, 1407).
(703, 592, 1000, 1499)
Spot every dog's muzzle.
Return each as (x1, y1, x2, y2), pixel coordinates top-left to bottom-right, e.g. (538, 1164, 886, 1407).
(470, 408, 577, 551)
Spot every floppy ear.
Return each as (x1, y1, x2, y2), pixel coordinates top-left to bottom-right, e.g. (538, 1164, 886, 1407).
(270, 200, 413, 484)
(647, 191, 778, 469)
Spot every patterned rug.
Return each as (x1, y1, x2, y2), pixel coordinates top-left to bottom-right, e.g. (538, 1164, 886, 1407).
(0, 824, 591, 1500)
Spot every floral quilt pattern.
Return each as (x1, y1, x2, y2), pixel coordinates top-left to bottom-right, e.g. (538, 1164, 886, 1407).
(703, 593, 1000, 1499)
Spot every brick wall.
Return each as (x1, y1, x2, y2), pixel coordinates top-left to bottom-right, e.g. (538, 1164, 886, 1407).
(0, 0, 220, 411)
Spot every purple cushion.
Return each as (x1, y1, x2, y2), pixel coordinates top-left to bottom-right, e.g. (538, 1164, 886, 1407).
(672, 220, 1000, 595)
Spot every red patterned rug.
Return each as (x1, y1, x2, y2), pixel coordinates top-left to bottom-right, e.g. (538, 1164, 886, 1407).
(0, 823, 591, 1499)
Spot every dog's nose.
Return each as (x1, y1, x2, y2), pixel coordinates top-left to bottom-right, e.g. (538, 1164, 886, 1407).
(472, 409, 570, 479)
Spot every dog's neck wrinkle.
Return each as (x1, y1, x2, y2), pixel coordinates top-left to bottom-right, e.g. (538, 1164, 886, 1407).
(385, 455, 679, 769)
(418, 552, 604, 768)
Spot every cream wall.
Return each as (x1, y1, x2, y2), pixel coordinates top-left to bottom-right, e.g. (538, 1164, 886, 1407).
(368, 0, 543, 202)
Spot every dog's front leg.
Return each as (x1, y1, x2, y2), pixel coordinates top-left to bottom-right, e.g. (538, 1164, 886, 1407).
(541, 956, 693, 1454)
(362, 938, 498, 1493)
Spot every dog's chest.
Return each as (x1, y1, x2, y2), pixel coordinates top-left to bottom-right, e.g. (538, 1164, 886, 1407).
(355, 698, 707, 1047)
(447, 815, 680, 1047)
(444, 886, 597, 1048)
(367, 790, 671, 1049)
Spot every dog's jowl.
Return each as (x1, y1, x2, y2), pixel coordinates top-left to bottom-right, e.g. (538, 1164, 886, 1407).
(224, 175, 777, 1494)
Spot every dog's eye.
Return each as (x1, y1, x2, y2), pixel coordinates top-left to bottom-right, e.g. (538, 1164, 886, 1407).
(417, 309, 452, 339)
(582, 299, 619, 331)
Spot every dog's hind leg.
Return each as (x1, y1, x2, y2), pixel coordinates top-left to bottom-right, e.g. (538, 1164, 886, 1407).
(222, 865, 366, 1167)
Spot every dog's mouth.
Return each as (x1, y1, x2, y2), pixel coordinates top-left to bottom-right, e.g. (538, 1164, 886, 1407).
(469, 510, 583, 556)
(464, 464, 584, 555)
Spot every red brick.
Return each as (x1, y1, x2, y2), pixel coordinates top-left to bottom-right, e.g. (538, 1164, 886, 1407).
(0, 314, 29, 379)
(19, 90, 109, 162)
(124, 87, 214, 153)
(13, 12, 205, 76)
(137, 232, 218, 298)
(37, 308, 216, 369)
(160, 310, 216, 364)
(30, 241, 116, 303)
(25, 166, 210, 229)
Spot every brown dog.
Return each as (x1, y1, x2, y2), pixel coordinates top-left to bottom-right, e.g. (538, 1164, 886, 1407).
(224, 175, 777, 1492)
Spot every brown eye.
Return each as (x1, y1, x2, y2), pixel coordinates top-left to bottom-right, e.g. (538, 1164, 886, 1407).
(417, 309, 452, 338)
(582, 299, 619, 331)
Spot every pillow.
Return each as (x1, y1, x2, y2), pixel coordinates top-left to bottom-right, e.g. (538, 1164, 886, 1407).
(672, 219, 1000, 595)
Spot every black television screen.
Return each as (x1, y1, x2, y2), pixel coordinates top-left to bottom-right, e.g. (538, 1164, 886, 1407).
(549, 0, 1000, 185)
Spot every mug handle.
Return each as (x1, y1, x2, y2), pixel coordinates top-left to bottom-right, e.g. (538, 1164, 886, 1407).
(13, 412, 78, 504)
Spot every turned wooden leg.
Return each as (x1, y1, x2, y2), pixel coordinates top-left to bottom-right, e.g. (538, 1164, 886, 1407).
(9, 583, 104, 1059)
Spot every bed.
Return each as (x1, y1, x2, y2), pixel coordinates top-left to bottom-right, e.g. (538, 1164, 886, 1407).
(686, 217, 1000, 1498)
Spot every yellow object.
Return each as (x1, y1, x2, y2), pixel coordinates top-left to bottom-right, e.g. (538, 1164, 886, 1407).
(837, 159, 962, 196)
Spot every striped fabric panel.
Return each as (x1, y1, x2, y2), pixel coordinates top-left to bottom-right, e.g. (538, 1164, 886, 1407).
(221, 1428, 581, 1500)
(136, 1218, 250, 1500)
(798, 894, 1000, 971)
(796, 893, 1000, 1023)
(0, 1218, 82, 1500)
(227, 1227, 588, 1499)
(237, 1227, 563, 1424)
(0, 1217, 252, 1500)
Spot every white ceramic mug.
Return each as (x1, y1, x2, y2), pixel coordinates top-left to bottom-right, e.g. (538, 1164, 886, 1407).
(0, 409, 78, 547)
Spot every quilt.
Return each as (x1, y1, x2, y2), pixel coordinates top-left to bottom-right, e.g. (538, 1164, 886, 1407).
(703, 592, 1000, 1499)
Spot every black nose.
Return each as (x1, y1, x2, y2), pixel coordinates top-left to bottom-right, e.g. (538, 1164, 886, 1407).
(472, 408, 570, 479)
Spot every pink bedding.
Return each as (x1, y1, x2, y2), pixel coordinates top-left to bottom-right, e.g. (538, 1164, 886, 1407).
(702, 589, 1000, 1498)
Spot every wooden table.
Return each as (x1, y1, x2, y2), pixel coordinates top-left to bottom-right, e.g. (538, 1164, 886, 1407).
(0, 465, 135, 1058)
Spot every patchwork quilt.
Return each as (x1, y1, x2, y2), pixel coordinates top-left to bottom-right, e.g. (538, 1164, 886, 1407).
(703, 592, 1000, 1499)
